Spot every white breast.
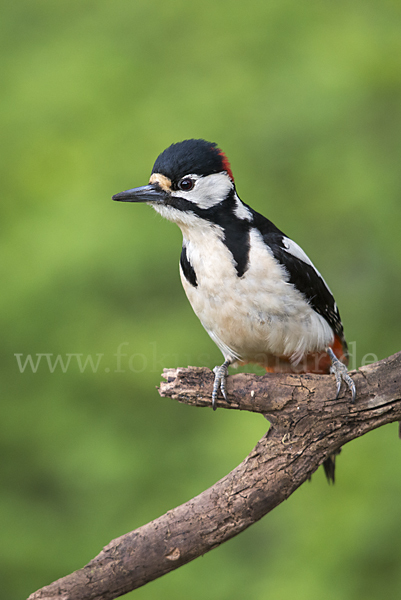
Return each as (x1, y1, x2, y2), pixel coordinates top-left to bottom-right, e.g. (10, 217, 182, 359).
(179, 223, 334, 366)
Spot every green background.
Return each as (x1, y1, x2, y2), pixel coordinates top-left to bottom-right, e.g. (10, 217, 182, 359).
(2, 1, 401, 599)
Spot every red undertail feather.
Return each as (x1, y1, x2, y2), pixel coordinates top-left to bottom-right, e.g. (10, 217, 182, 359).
(261, 334, 348, 375)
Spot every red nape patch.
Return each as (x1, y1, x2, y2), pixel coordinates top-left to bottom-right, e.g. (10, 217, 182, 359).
(218, 150, 235, 182)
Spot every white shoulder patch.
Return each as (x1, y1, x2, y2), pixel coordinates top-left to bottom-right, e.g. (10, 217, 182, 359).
(282, 237, 333, 294)
(282, 237, 313, 267)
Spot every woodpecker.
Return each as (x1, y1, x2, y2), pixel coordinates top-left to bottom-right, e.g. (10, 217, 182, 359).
(113, 139, 355, 481)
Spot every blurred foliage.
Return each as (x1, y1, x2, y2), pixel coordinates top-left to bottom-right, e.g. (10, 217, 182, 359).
(2, 1, 401, 599)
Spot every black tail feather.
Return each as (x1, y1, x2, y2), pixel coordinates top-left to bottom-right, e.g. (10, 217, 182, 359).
(323, 447, 342, 484)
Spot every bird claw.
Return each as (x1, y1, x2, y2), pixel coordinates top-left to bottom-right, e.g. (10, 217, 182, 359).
(212, 361, 230, 410)
(327, 347, 356, 402)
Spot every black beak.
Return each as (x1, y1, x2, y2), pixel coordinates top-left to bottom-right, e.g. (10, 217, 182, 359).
(112, 183, 167, 203)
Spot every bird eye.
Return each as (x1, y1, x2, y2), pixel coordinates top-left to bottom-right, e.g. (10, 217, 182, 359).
(178, 177, 195, 191)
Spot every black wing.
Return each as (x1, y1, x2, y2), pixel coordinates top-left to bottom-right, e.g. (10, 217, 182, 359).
(250, 208, 346, 343)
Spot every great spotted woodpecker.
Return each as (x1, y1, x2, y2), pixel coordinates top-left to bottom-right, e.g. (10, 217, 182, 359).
(113, 139, 355, 480)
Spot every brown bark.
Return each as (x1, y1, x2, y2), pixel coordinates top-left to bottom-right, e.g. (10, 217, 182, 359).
(28, 352, 401, 600)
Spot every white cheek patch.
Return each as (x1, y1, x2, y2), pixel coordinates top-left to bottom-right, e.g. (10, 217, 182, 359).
(171, 172, 233, 209)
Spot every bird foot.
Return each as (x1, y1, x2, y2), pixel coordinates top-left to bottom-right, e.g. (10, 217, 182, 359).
(212, 361, 230, 410)
(327, 347, 356, 402)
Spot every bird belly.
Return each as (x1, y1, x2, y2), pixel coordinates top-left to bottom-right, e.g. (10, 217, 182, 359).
(180, 227, 334, 369)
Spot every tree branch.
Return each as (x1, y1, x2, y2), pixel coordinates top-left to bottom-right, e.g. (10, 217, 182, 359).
(28, 352, 401, 600)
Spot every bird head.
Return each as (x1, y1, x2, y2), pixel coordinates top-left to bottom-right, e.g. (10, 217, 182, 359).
(112, 139, 236, 225)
